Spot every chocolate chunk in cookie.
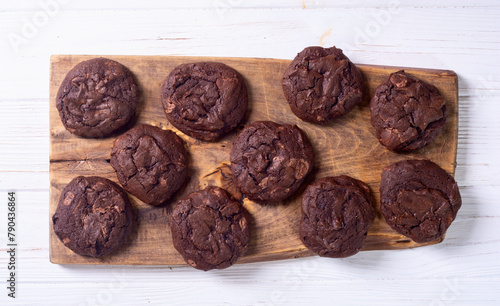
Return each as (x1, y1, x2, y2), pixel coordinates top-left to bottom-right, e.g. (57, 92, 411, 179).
(370, 70, 446, 152)
(52, 176, 135, 257)
(162, 62, 248, 141)
(230, 121, 315, 203)
(282, 46, 365, 124)
(56, 57, 140, 138)
(111, 124, 188, 206)
(380, 159, 461, 243)
(300, 176, 375, 258)
(170, 186, 251, 271)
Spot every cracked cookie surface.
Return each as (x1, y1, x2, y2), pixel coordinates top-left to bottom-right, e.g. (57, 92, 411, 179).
(380, 159, 462, 243)
(282, 46, 365, 124)
(162, 62, 248, 141)
(370, 70, 446, 152)
(56, 57, 140, 138)
(52, 176, 135, 257)
(230, 121, 315, 203)
(300, 176, 375, 258)
(110, 124, 188, 206)
(170, 186, 250, 271)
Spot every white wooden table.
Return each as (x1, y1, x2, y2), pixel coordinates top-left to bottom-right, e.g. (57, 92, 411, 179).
(1, 1, 499, 305)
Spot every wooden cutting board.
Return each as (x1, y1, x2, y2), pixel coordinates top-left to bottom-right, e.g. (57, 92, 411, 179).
(49, 55, 458, 265)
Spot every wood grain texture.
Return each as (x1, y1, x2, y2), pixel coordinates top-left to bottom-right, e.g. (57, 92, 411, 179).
(49, 55, 458, 265)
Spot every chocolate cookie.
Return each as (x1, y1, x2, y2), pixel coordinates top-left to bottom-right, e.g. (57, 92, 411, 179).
(56, 58, 140, 138)
(230, 121, 315, 203)
(110, 124, 188, 206)
(52, 176, 135, 257)
(300, 176, 375, 258)
(170, 186, 250, 271)
(370, 70, 446, 152)
(282, 46, 365, 124)
(380, 159, 461, 243)
(162, 62, 248, 141)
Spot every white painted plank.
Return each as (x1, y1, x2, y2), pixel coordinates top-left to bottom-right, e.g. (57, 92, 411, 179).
(2, 0, 499, 11)
(1, 279, 498, 305)
(0, 98, 49, 191)
(0, 8, 499, 99)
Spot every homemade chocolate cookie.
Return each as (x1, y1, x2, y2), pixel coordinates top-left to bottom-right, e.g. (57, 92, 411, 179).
(110, 124, 188, 206)
(170, 186, 250, 271)
(230, 121, 315, 203)
(52, 176, 135, 258)
(56, 57, 140, 138)
(300, 176, 375, 258)
(162, 62, 248, 141)
(380, 160, 461, 243)
(282, 46, 365, 124)
(370, 70, 446, 152)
